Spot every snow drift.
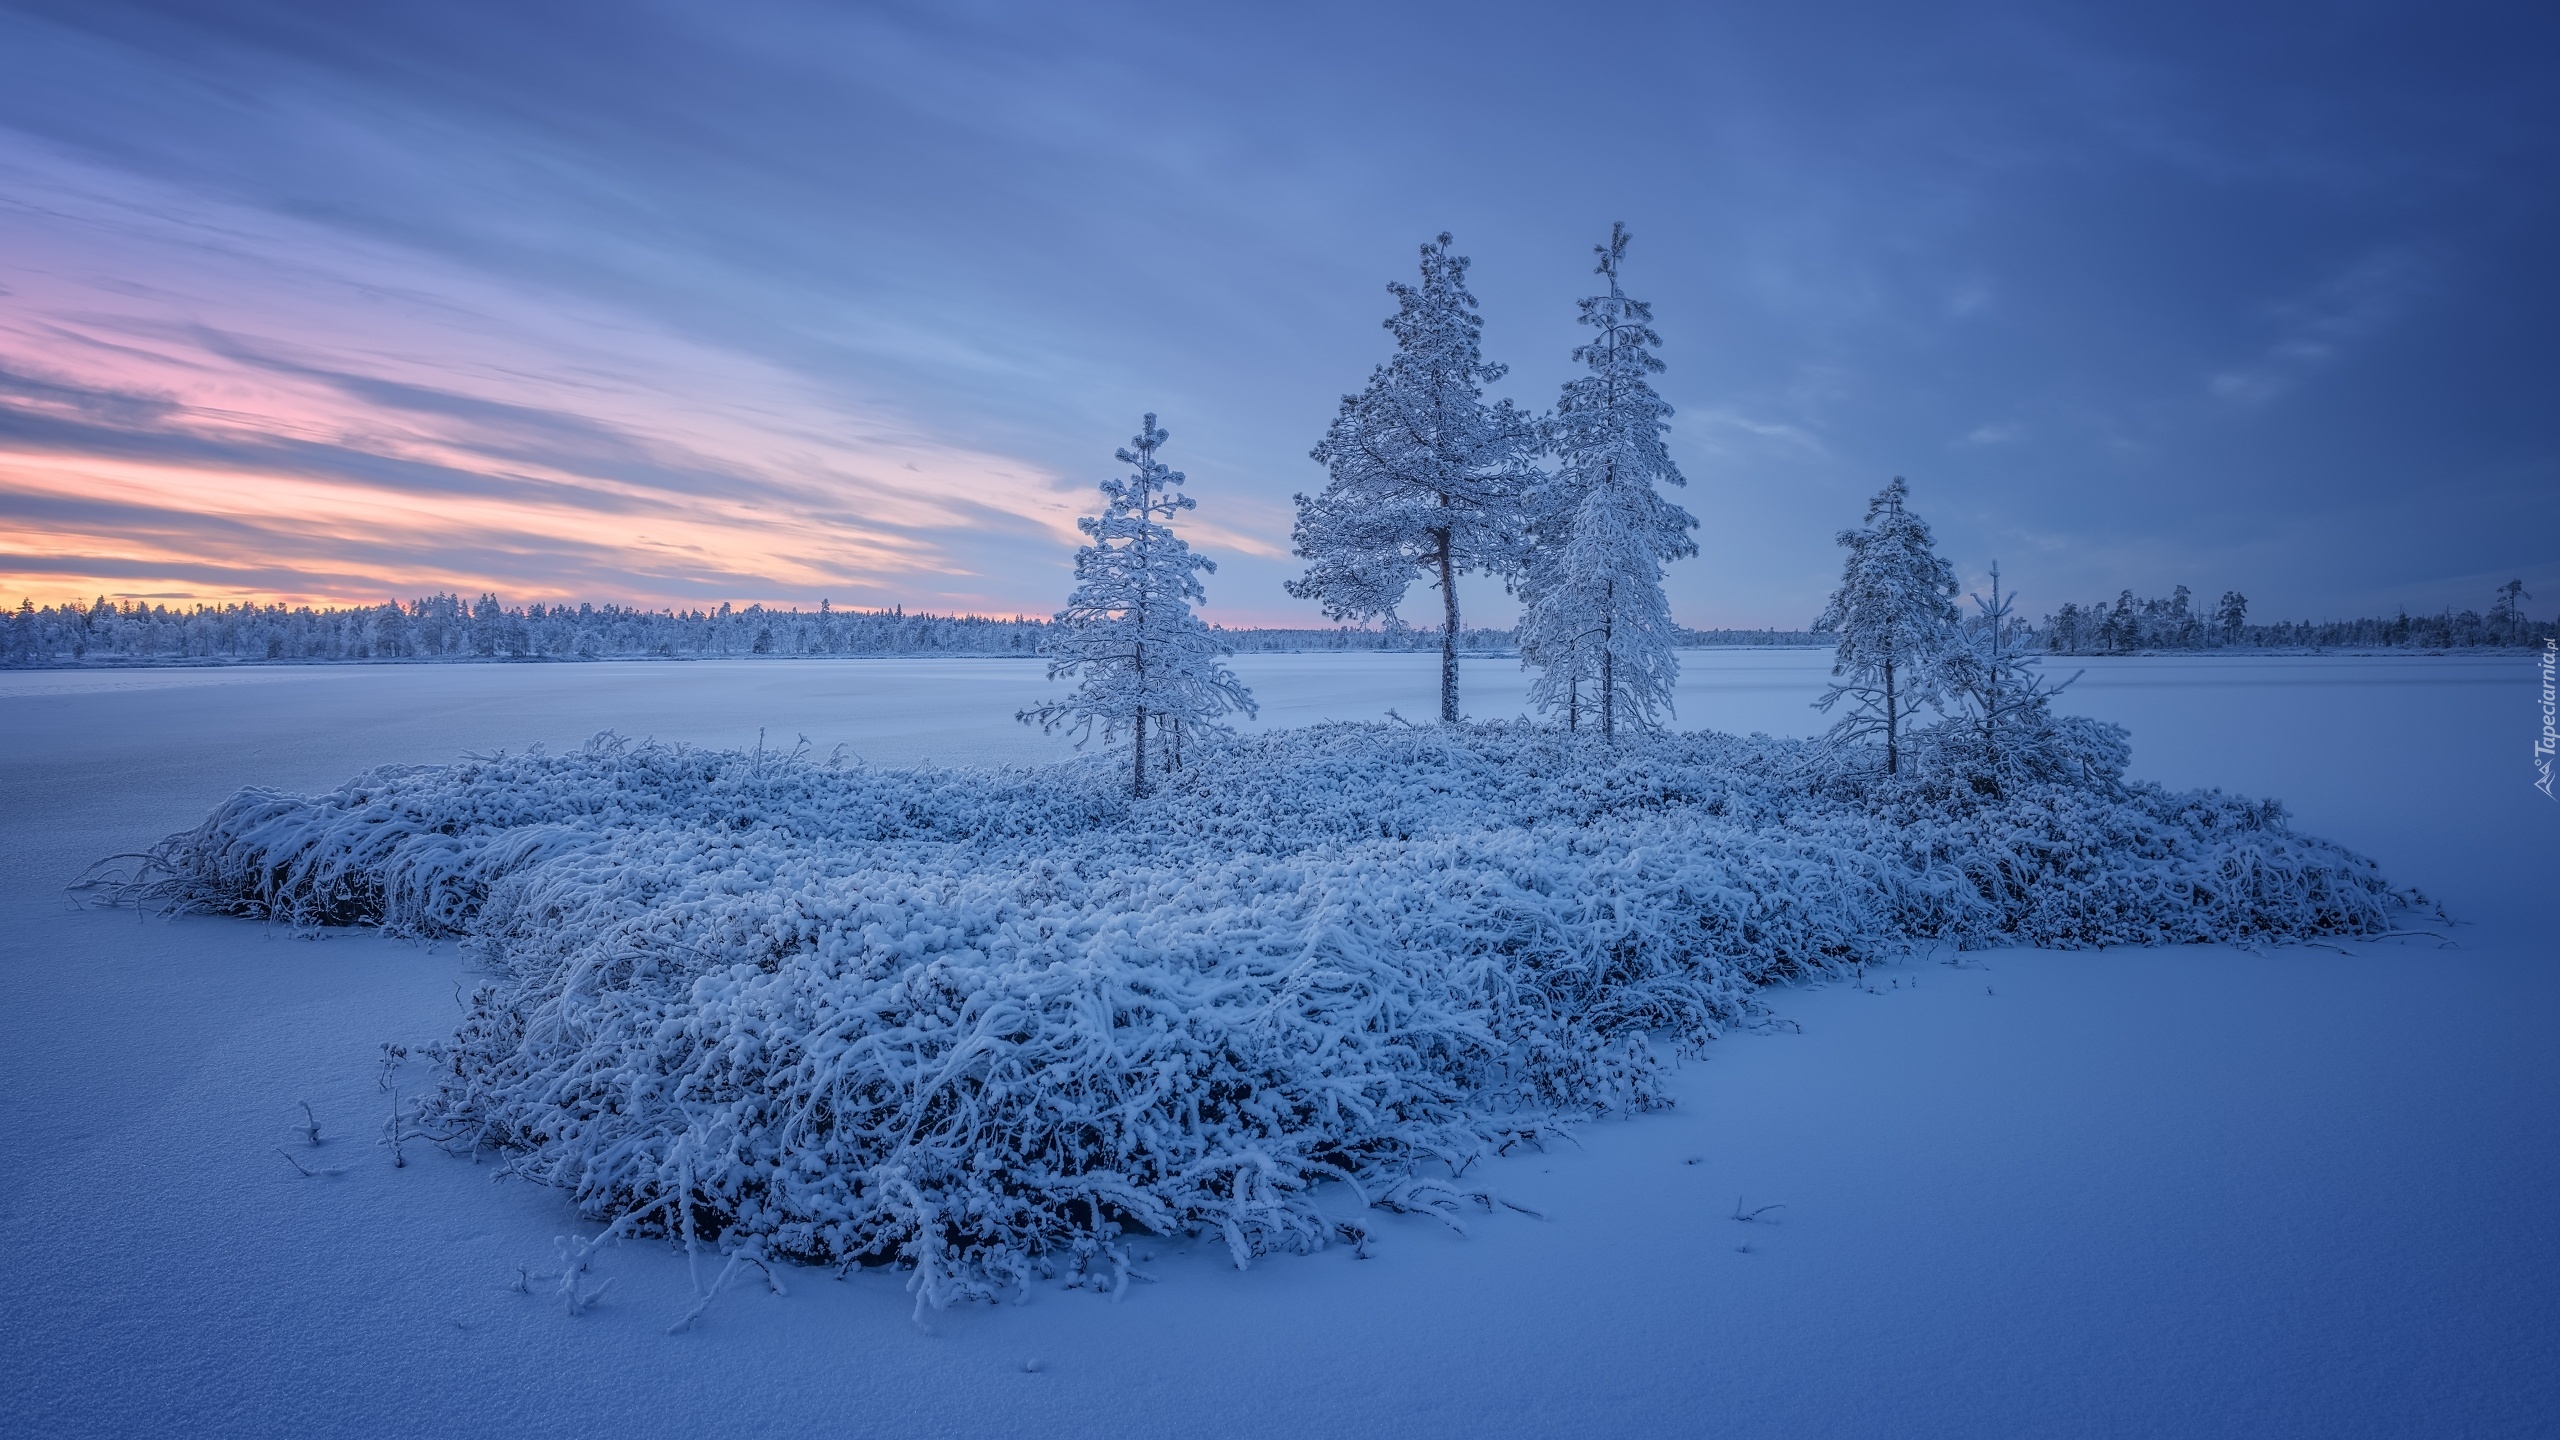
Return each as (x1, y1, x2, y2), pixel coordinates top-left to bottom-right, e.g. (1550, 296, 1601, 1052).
(91, 722, 2413, 1309)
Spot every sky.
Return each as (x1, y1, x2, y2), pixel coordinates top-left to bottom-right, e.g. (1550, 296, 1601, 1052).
(0, 0, 2553, 629)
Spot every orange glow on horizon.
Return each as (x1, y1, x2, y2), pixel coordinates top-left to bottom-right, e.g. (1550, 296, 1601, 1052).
(0, 154, 1114, 619)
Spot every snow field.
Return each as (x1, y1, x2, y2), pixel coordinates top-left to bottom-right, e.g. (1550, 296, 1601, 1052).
(2, 651, 2552, 1439)
(99, 714, 2412, 1309)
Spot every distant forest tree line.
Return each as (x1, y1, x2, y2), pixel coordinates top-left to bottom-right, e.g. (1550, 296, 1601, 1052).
(19, 576, 2543, 671)
(2038, 581, 2549, 654)
(0, 592, 1816, 668)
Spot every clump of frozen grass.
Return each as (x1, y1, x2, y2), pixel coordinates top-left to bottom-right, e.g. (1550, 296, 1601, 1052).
(88, 722, 2412, 1308)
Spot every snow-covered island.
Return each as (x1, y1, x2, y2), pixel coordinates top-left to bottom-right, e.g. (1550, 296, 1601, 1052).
(88, 706, 2414, 1321)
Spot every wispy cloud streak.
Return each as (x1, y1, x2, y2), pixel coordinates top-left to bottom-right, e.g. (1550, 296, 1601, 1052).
(0, 139, 1090, 608)
(0, 0, 2551, 624)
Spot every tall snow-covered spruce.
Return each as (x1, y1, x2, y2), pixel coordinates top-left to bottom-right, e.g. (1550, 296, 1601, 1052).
(1518, 224, 1697, 740)
(1292, 233, 1539, 722)
(1814, 477, 1959, 775)
(1019, 415, 1254, 795)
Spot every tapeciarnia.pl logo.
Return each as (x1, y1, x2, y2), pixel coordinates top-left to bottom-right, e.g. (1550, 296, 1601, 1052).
(2538, 638, 2556, 799)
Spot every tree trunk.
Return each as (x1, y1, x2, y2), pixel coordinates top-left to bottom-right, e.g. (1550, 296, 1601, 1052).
(1132, 707, 1148, 798)
(1600, 585, 1616, 743)
(1436, 525, 1459, 723)
(1601, 649, 1614, 741)
(1883, 657, 1898, 776)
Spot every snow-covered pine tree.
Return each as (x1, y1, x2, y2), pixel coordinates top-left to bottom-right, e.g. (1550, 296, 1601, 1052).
(2490, 579, 2530, 644)
(2215, 590, 2248, 647)
(1813, 477, 1959, 775)
(1292, 233, 1540, 722)
(2169, 584, 2202, 648)
(2047, 601, 2085, 653)
(2100, 590, 2138, 653)
(1518, 223, 1697, 740)
(1018, 415, 1255, 796)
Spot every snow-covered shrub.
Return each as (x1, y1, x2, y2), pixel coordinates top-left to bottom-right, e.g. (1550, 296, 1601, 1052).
(94, 723, 2413, 1308)
(1903, 709, 2135, 796)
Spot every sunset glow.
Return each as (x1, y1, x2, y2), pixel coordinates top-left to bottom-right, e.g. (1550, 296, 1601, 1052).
(1, 3, 2551, 625)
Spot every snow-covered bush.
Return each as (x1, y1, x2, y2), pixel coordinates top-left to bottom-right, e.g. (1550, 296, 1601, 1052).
(93, 723, 2413, 1309)
(1904, 705, 2135, 797)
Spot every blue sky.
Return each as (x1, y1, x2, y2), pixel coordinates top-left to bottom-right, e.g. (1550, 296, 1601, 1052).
(0, 0, 2551, 626)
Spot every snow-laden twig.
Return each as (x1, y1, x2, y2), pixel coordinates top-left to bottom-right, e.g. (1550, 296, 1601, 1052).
(275, 1146, 346, 1179)
(551, 1199, 668, 1317)
(667, 1243, 786, 1334)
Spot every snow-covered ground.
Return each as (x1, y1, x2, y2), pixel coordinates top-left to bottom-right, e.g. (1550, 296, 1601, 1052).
(3, 651, 2551, 1438)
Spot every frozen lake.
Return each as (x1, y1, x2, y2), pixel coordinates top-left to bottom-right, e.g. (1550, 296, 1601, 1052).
(2, 651, 2552, 1438)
